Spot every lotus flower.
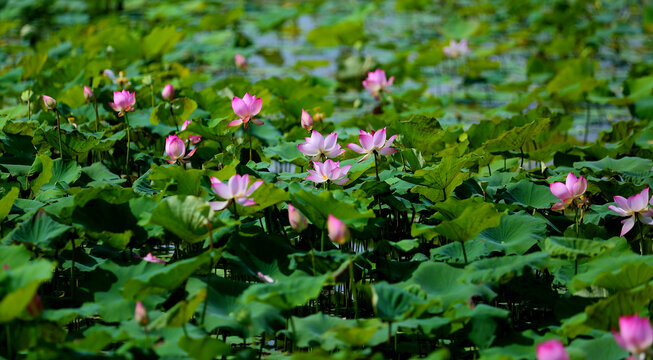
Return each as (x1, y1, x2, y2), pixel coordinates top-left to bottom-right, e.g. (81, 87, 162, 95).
(229, 92, 263, 128)
(327, 215, 350, 244)
(443, 39, 470, 58)
(108, 89, 136, 117)
(83, 86, 94, 101)
(181, 120, 202, 144)
(306, 159, 352, 186)
(301, 109, 314, 131)
(142, 253, 166, 264)
(42, 95, 57, 110)
(134, 302, 149, 326)
(298, 131, 345, 160)
(257, 272, 274, 283)
(549, 172, 588, 211)
(612, 315, 653, 358)
(536, 340, 569, 360)
(209, 174, 264, 211)
(362, 68, 394, 98)
(608, 188, 653, 237)
(235, 53, 247, 70)
(347, 127, 398, 162)
(162, 84, 174, 101)
(165, 134, 196, 164)
(288, 204, 308, 233)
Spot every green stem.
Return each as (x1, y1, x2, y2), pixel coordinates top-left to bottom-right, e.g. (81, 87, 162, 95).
(124, 113, 131, 177)
(583, 99, 591, 144)
(231, 201, 239, 220)
(461, 241, 468, 264)
(248, 124, 253, 162)
(71, 238, 76, 303)
(55, 109, 63, 159)
(202, 222, 214, 325)
(320, 227, 325, 252)
(289, 315, 297, 352)
(150, 84, 154, 108)
(94, 99, 99, 132)
(27, 99, 30, 121)
(638, 217, 646, 256)
(374, 152, 380, 181)
(348, 254, 358, 319)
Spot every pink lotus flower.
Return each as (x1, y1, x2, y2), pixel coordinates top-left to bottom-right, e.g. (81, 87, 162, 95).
(347, 127, 398, 162)
(297, 131, 345, 160)
(235, 53, 247, 70)
(536, 340, 569, 360)
(362, 68, 394, 98)
(288, 204, 308, 233)
(142, 253, 166, 264)
(613, 315, 653, 358)
(165, 134, 196, 164)
(108, 89, 136, 117)
(443, 39, 470, 58)
(306, 159, 352, 186)
(83, 86, 94, 101)
(135, 301, 149, 326)
(229, 92, 263, 128)
(42, 95, 57, 110)
(327, 215, 350, 244)
(257, 272, 274, 283)
(209, 174, 264, 211)
(608, 188, 653, 237)
(301, 109, 314, 131)
(549, 172, 588, 211)
(181, 120, 202, 144)
(162, 84, 174, 101)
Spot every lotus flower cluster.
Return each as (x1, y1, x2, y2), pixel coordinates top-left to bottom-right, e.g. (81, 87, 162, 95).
(306, 159, 351, 186)
(298, 131, 345, 160)
(327, 215, 350, 244)
(229, 92, 263, 128)
(164, 134, 196, 164)
(109, 89, 136, 117)
(536, 340, 569, 360)
(549, 172, 588, 211)
(612, 314, 653, 359)
(210, 174, 263, 211)
(181, 120, 202, 144)
(443, 39, 470, 58)
(362, 68, 394, 98)
(347, 127, 398, 162)
(608, 188, 653, 237)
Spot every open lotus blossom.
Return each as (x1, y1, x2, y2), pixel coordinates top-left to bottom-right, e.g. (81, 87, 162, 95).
(347, 127, 398, 162)
(306, 159, 352, 185)
(549, 172, 588, 211)
(288, 204, 308, 233)
(209, 174, 264, 211)
(42, 95, 57, 110)
(235, 53, 247, 70)
(134, 301, 149, 326)
(165, 134, 196, 164)
(327, 215, 350, 244)
(298, 131, 345, 160)
(109, 89, 136, 117)
(613, 314, 653, 359)
(229, 92, 263, 128)
(443, 39, 470, 58)
(536, 340, 569, 360)
(181, 120, 202, 144)
(362, 68, 394, 98)
(83, 86, 94, 101)
(162, 84, 174, 101)
(608, 187, 653, 237)
(142, 253, 166, 264)
(301, 109, 314, 131)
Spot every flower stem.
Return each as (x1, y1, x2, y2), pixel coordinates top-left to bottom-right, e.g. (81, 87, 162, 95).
(460, 241, 468, 264)
(70, 238, 76, 303)
(202, 221, 214, 325)
(248, 124, 253, 162)
(55, 109, 63, 159)
(94, 99, 99, 132)
(124, 112, 131, 176)
(638, 217, 646, 256)
(374, 152, 380, 181)
(27, 99, 31, 121)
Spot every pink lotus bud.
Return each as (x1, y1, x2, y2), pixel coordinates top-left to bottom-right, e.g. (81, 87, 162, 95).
(327, 214, 350, 244)
(83, 86, 94, 101)
(613, 314, 653, 356)
(181, 120, 202, 144)
(536, 340, 569, 360)
(162, 84, 174, 101)
(142, 253, 166, 264)
(235, 53, 247, 70)
(301, 109, 314, 131)
(257, 272, 274, 283)
(165, 134, 188, 163)
(42, 95, 57, 111)
(134, 301, 149, 326)
(288, 204, 308, 233)
(26, 293, 43, 316)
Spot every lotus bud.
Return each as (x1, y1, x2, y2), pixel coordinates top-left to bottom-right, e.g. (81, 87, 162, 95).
(301, 109, 314, 131)
(42, 95, 57, 111)
(162, 83, 174, 101)
(235, 53, 247, 70)
(536, 340, 569, 360)
(288, 204, 308, 233)
(327, 214, 350, 244)
(613, 314, 653, 356)
(134, 301, 149, 326)
(83, 86, 94, 101)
